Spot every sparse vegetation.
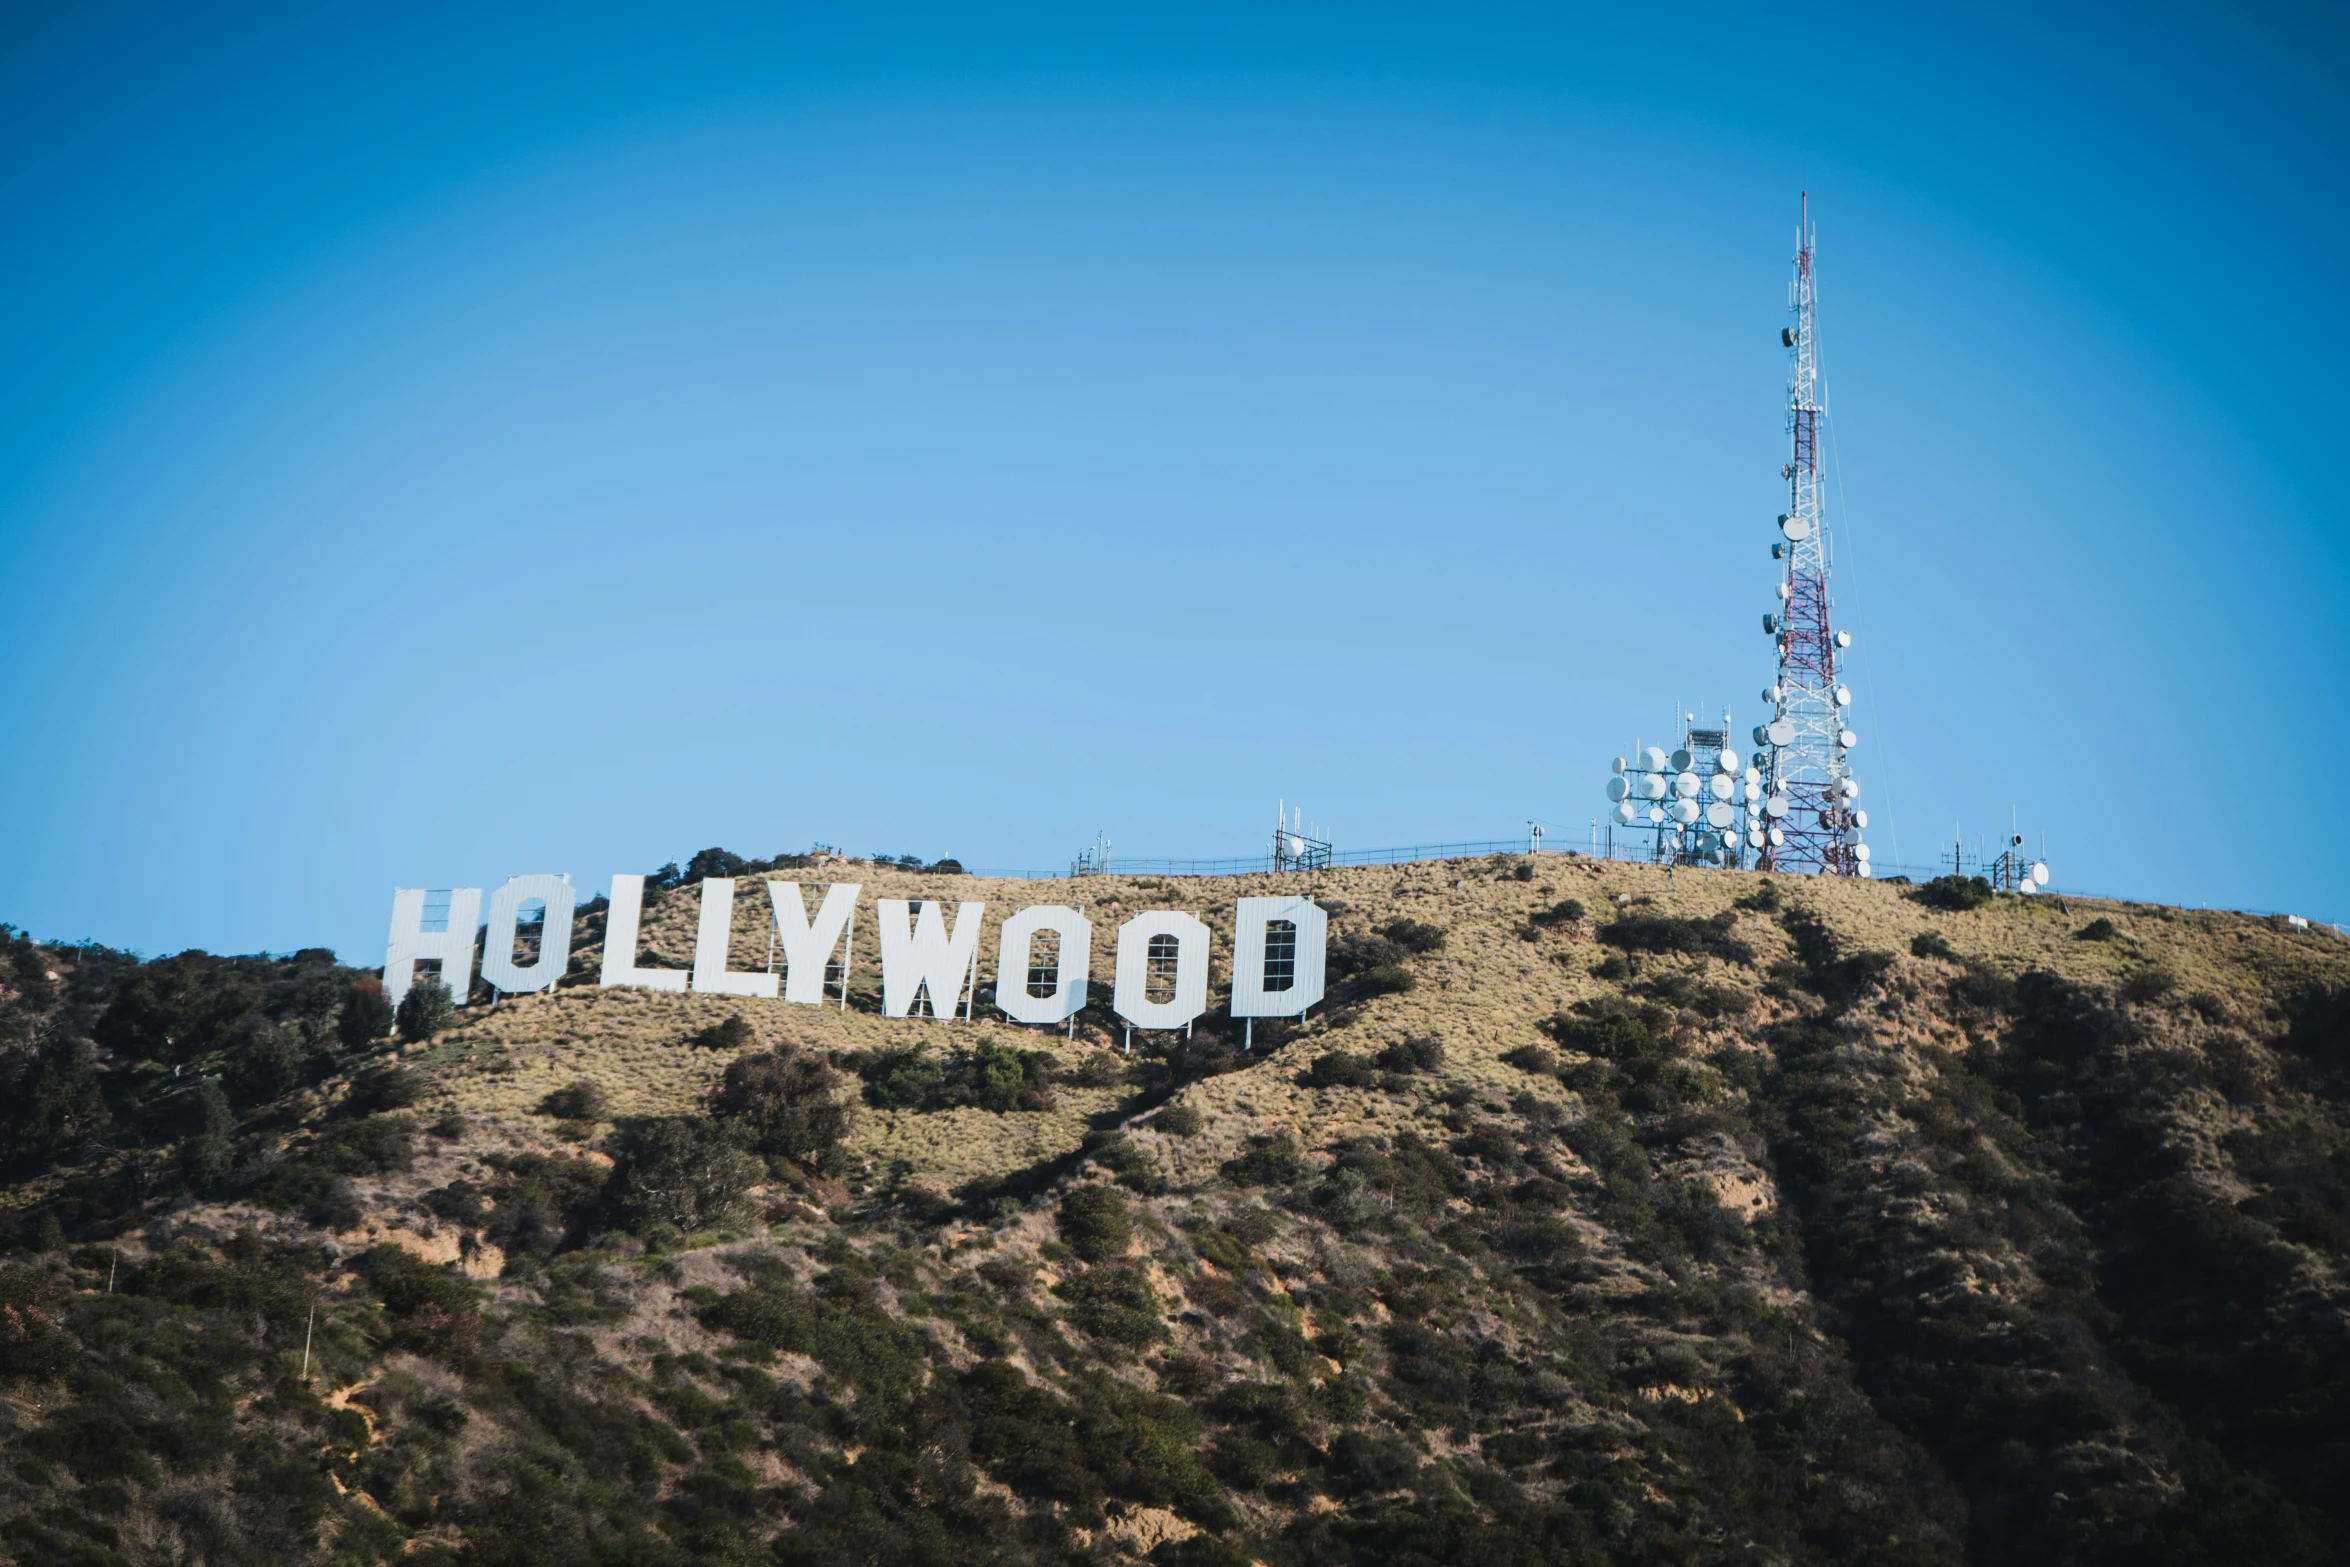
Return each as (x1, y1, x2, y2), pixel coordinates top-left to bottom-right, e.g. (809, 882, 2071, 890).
(0, 862, 2342, 1563)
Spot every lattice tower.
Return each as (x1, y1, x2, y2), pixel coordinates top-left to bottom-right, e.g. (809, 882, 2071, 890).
(1759, 196, 1862, 876)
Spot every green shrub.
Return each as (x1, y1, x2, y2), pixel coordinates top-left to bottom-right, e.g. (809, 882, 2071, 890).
(1221, 1134, 1311, 1187)
(537, 1080, 609, 1121)
(347, 1064, 420, 1114)
(713, 1047, 853, 1169)
(1151, 1105, 1204, 1137)
(1501, 1043, 1559, 1075)
(1915, 874, 1994, 911)
(1911, 930, 1959, 961)
(1599, 912, 1754, 964)
(852, 1044, 944, 1109)
(1375, 1035, 1445, 1074)
(1302, 1051, 1375, 1089)
(1057, 1186, 1133, 1262)
(697, 1013, 756, 1051)
(1379, 919, 1447, 954)
(1054, 1264, 1165, 1349)
(394, 978, 454, 1041)
(181, 1079, 235, 1188)
(2077, 917, 2120, 941)
(604, 1118, 762, 1234)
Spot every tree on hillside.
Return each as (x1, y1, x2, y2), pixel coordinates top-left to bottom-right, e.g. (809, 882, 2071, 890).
(182, 1078, 234, 1188)
(338, 978, 393, 1049)
(605, 1118, 763, 1234)
(712, 1047, 853, 1172)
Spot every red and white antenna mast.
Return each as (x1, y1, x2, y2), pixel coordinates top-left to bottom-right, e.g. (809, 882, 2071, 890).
(1757, 195, 1866, 876)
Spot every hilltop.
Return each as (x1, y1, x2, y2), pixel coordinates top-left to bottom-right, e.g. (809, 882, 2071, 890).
(2, 854, 2347, 1566)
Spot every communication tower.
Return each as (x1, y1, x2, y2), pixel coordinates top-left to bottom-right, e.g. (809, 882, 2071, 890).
(1604, 708, 1763, 867)
(1756, 196, 1867, 877)
(1271, 802, 1332, 873)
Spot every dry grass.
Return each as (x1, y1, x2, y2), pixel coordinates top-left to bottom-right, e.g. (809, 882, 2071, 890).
(415, 856, 2350, 1189)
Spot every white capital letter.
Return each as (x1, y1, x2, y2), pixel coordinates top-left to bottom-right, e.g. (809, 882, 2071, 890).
(768, 882, 860, 1005)
(877, 898, 985, 1019)
(384, 887, 482, 1009)
(599, 874, 690, 992)
(482, 875, 576, 994)
(1231, 896, 1327, 1017)
(693, 878, 778, 998)
(996, 905, 1092, 1025)
(1113, 911, 1211, 1031)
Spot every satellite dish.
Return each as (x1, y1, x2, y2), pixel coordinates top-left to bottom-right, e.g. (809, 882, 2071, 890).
(1853, 843, 1872, 862)
(1708, 775, 1733, 802)
(1648, 805, 1665, 824)
(1775, 582, 1792, 601)
(1768, 826, 1786, 847)
(1706, 802, 1735, 828)
(1638, 774, 1667, 800)
(1613, 802, 1636, 825)
(2032, 862, 2050, 885)
(1781, 516, 1811, 541)
(2012, 834, 2025, 847)
(1743, 781, 1762, 803)
(1671, 800, 1700, 825)
(1767, 721, 1796, 746)
(1839, 729, 1858, 748)
(2019, 880, 2036, 895)
(1843, 826, 1865, 848)
(1834, 686, 1852, 706)
(1744, 766, 1762, 784)
(1764, 796, 1789, 819)
(1840, 778, 1862, 800)
(1605, 777, 1631, 803)
(1611, 756, 1627, 775)
(1857, 861, 1874, 879)
(1715, 749, 1739, 774)
(1854, 810, 1868, 828)
(1288, 835, 1307, 855)
(1752, 725, 1772, 747)
(1747, 830, 1765, 849)
(1670, 748, 1695, 772)
(1835, 629, 1851, 648)
(1640, 746, 1669, 773)
(1762, 613, 1780, 635)
(1674, 772, 1700, 798)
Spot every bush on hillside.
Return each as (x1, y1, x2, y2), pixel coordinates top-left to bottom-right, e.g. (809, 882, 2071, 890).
(696, 1013, 755, 1051)
(1151, 1105, 1204, 1137)
(1598, 911, 1755, 964)
(1914, 874, 1994, 912)
(1056, 1186, 1133, 1263)
(1912, 930, 1960, 961)
(604, 1117, 763, 1235)
(712, 1047, 854, 1170)
(537, 1080, 609, 1121)
(347, 1065, 420, 1115)
(337, 978, 393, 1049)
(1378, 919, 1447, 954)
(394, 978, 454, 1042)
(181, 1079, 235, 1188)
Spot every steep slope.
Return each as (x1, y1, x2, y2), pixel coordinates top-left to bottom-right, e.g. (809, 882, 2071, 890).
(1, 858, 2346, 1566)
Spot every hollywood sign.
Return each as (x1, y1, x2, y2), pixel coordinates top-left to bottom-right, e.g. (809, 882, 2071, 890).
(384, 875, 1328, 1031)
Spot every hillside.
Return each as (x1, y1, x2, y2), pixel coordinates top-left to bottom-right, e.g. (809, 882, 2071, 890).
(2, 855, 2348, 1566)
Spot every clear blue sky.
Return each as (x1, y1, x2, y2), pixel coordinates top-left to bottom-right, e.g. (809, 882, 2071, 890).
(2, 2, 2343, 961)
